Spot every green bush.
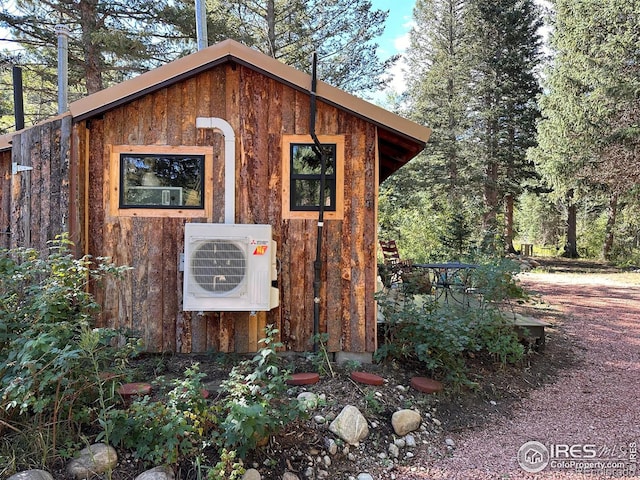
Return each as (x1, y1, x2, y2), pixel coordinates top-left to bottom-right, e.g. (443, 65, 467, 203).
(216, 325, 307, 457)
(0, 235, 136, 472)
(375, 258, 526, 386)
(107, 364, 215, 466)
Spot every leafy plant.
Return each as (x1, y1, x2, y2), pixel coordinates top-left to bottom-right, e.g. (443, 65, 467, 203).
(217, 325, 307, 457)
(208, 448, 245, 480)
(0, 234, 134, 467)
(107, 364, 215, 466)
(307, 333, 335, 377)
(375, 258, 526, 386)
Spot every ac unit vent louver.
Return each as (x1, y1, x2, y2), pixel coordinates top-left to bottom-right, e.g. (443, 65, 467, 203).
(191, 240, 246, 293)
(183, 223, 279, 312)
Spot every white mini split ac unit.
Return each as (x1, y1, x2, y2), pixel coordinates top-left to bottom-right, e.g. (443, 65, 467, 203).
(183, 223, 279, 312)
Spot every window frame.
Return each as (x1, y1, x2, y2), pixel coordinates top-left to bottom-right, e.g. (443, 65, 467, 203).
(282, 135, 344, 220)
(109, 145, 213, 218)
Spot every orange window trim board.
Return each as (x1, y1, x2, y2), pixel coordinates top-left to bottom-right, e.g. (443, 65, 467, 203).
(108, 145, 214, 219)
(282, 134, 345, 220)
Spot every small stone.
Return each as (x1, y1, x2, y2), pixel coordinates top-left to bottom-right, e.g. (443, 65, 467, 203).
(395, 385, 406, 392)
(297, 392, 319, 410)
(348, 453, 357, 461)
(309, 448, 320, 455)
(67, 443, 117, 480)
(432, 418, 442, 427)
(323, 455, 331, 468)
(405, 451, 415, 459)
(314, 415, 326, 424)
(282, 473, 300, 480)
(357, 474, 374, 480)
(134, 466, 175, 480)
(370, 421, 378, 428)
(388, 444, 400, 458)
(325, 438, 338, 455)
(317, 470, 329, 479)
(329, 405, 369, 445)
(391, 409, 422, 436)
(241, 469, 261, 480)
(405, 435, 417, 448)
(377, 452, 387, 459)
(7, 470, 54, 480)
(489, 400, 497, 406)
(394, 438, 406, 448)
(445, 438, 456, 448)
(303, 467, 314, 478)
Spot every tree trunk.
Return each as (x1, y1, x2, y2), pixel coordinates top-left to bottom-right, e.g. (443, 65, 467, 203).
(266, 0, 276, 57)
(562, 190, 579, 258)
(602, 192, 618, 261)
(504, 193, 517, 254)
(79, 0, 104, 94)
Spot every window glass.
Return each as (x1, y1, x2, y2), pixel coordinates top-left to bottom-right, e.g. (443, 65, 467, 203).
(120, 154, 204, 208)
(290, 144, 336, 211)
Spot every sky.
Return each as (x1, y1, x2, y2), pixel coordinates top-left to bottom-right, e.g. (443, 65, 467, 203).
(369, 0, 416, 101)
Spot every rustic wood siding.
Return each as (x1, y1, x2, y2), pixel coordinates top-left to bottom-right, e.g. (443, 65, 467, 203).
(4, 116, 71, 252)
(0, 150, 10, 249)
(82, 63, 378, 354)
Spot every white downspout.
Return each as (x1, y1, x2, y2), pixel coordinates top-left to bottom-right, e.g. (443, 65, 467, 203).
(195, 117, 235, 224)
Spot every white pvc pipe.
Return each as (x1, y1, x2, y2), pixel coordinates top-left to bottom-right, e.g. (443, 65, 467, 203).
(195, 117, 236, 224)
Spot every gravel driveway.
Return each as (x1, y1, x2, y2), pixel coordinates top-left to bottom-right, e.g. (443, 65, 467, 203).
(399, 272, 640, 479)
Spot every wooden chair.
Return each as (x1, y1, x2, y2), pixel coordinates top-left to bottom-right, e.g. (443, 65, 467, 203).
(379, 240, 404, 265)
(378, 240, 413, 288)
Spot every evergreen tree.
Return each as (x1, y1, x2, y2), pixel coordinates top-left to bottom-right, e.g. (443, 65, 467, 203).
(190, 0, 396, 95)
(532, 0, 640, 259)
(404, 0, 478, 204)
(467, 0, 543, 253)
(385, 0, 542, 256)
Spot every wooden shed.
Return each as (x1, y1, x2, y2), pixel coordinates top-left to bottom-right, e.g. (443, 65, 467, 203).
(0, 40, 430, 358)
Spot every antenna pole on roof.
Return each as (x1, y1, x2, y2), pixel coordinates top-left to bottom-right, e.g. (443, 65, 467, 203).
(12, 66, 24, 131)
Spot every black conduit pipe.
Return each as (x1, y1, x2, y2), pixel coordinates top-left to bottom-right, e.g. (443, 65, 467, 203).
(310, 52, 328, 352)
(12, 66, 25, 131)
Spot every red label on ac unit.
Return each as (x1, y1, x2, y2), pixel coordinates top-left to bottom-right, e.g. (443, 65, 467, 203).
(253, 245, 268, 255)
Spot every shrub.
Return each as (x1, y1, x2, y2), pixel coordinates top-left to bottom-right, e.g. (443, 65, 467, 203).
(375, 258, 526, 386)
(0, 234, 136, 471)
(216, 325, 307, 457)
(107, 364, 215, 466)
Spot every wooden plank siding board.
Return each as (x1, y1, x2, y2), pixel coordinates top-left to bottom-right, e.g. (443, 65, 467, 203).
(27, 127, 40, 251)
(364, 122, 379, 352)
(0, 151, 10, 249)
(38, 121, 51, 252)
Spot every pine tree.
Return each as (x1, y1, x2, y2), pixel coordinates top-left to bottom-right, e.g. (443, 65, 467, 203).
(467, 0, 543, 253)
(532, 0, 640, 259)
(404, 0, 477, 203)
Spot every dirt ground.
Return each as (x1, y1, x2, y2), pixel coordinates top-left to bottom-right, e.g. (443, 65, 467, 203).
(50, 257, 639, 479)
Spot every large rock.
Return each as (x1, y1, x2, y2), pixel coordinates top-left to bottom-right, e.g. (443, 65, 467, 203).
(329, 405, 369, 445)
(242, 468, 261, 480)
(391, 409, 422, 436)
(67, 443, 117, 479)
(7, 470, 54, 480)
(135, 466, 175, 480)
